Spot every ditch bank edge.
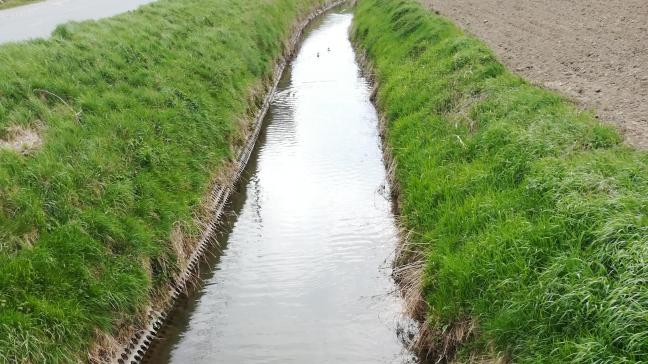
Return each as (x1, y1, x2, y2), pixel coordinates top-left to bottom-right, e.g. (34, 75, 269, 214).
(109, 2, 347, 363)
(353, 41, 476, 364)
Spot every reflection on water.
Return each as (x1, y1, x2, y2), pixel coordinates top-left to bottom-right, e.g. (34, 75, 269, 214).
(144, 8, 416, 364)
(0, 0, 156, 43)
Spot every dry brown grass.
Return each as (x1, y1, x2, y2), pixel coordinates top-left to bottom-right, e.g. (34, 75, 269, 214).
(0, 124, 42, 154)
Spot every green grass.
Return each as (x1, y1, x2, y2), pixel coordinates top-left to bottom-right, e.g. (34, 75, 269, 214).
(0, 0, 323, 361)
(352, 0, 648, 362)
(0, 0, 42, 10)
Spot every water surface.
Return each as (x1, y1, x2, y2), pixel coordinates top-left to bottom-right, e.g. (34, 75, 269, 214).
(145, 9, 415, 364)
(0, 0, 155, 43)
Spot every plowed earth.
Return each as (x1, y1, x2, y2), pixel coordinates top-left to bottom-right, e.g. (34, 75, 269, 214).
(424, 0, 648, 148)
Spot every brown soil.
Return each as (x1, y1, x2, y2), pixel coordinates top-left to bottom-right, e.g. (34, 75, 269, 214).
(422, 0, 648, 149)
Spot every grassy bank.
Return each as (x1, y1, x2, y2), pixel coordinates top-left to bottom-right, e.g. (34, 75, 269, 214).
(0, 0, 323, 361)
(0, 0, 41, 10)
(353, 0, 648, 362)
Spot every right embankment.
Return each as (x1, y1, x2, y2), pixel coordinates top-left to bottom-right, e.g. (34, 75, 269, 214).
(352, 0, 648, 362)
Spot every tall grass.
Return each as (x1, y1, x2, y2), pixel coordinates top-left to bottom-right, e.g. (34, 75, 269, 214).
(0, 0, 323, 361)
(352, 0, 648, 362)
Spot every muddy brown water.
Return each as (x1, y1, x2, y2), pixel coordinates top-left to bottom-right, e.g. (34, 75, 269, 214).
(144, 8, 417, 364)
(0, 0, 155, 43)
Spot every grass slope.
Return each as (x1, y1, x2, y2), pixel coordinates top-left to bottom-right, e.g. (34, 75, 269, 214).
(0, 0, 322, 361)
(353, 0, 648, 362)
(0, 0, 41, 10)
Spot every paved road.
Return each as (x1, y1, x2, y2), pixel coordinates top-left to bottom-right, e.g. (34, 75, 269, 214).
(0, 0, 155, 43)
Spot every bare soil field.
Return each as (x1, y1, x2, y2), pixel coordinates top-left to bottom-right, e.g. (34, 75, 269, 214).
(423, 0, 648, 149)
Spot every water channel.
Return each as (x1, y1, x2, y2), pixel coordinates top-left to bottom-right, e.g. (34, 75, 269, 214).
(144, 7, 417, 364)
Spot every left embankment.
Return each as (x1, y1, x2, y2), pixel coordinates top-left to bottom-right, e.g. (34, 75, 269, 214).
(0, 0, 326, 361)
(0, 0, 40, 10)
